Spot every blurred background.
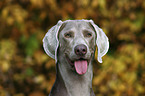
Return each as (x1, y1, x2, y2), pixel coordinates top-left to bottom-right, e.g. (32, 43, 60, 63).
(0, 0, 145, 96)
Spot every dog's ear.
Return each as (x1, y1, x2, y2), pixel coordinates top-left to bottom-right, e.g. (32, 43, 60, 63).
(43, 20, 63, 61)
(89, 20, 109, 63)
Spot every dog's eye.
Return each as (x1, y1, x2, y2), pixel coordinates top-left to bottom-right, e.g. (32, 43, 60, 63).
(83, 30, 92, 38)
(84, 32, 92, 37)
(86, 33, 92, 37)
(64, 32, 73, 38)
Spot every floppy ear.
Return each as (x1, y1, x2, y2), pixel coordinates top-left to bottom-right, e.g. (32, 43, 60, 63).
(89, 20, 109, 63)
(43, 20, 63, 62)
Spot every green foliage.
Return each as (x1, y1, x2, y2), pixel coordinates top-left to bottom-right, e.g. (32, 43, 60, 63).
(0, 0, 144, 96)
(25, 67, 35, 76)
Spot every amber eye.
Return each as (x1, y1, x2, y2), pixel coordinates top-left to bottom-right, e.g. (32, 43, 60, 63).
(86, 33, 92, 37)
(84, 32, 92, 38)
(83, 30, 92, 38)
(64, 32, 73, 38)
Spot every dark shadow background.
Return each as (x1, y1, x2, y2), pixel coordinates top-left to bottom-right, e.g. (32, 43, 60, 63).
(0, 0, 144, 96)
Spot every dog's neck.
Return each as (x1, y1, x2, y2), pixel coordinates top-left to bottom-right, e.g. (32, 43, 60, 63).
(49, 58, 94, 96)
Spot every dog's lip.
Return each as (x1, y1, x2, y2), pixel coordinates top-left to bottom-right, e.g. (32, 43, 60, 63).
(65, 53, 89, 68)
(65, 54, 74, 67)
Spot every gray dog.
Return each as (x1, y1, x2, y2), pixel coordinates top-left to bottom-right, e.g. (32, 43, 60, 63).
(43, 20, 109, 96)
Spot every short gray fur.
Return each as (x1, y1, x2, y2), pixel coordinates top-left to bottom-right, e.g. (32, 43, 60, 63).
(43, 20, 109, 96)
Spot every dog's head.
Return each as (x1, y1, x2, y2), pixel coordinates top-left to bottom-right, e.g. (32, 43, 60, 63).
(43, 20, 109, 75)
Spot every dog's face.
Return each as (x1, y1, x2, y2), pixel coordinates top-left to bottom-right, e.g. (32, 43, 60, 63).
(58, 21, 96, 75)
(43, 20, 109, 75)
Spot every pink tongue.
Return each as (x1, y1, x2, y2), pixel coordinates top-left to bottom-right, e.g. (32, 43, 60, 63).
(74, 60, 88, 75)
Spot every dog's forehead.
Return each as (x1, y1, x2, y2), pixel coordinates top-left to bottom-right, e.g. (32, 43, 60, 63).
(63, 21, 92, 30)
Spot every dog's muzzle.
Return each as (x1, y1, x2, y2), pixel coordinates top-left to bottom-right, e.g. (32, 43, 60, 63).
(65, 44, 91, 75)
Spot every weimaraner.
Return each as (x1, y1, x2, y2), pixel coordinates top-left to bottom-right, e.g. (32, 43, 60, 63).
(43, 20, 109, 96)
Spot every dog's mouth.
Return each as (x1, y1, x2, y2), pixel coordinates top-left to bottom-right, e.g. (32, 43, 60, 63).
(65, 54, 90, 75)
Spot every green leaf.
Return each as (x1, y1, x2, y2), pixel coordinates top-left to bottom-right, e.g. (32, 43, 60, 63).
(25, 67, 34, 76)
(25, 34, 39, 56)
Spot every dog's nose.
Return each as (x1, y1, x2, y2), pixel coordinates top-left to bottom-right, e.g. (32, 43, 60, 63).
(74, 44, 87, 56)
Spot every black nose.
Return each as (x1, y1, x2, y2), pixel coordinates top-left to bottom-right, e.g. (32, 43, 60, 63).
(74, 44, 87, 56)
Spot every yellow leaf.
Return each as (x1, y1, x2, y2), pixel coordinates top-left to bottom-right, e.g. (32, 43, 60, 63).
(1, 61, 10, 72)
(34, 75, 45, 84)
